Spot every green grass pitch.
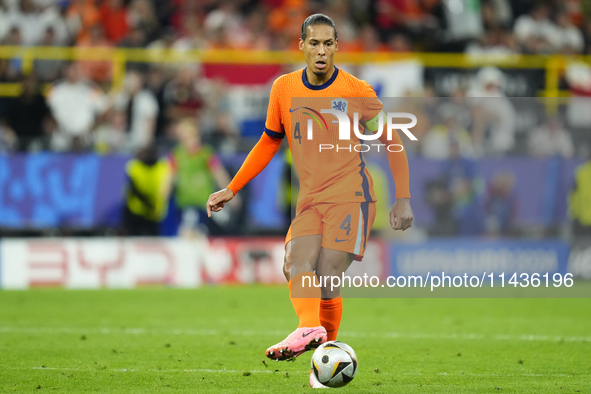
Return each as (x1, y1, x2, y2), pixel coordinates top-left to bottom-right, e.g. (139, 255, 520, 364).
(0, 286, 590, 393)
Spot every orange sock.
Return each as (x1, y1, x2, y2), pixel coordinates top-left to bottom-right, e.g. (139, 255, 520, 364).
(319, 297, 343, 341)
(289, 272, 321, 328)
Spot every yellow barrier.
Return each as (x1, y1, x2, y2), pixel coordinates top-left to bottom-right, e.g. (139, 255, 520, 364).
(0, 46, 585, 97)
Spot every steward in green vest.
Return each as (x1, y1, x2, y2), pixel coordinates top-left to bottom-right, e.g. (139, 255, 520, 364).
(124, 145, 172, 235)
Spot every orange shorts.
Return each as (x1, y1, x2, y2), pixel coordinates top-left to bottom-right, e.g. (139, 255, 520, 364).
(285, 202, 376, 260)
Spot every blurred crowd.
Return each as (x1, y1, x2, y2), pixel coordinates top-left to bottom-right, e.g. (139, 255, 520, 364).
(0, 0, 590, 54)
(0, 61, 234, 153)
(0, 61, 585, 158)
(394, 66, 580, 159)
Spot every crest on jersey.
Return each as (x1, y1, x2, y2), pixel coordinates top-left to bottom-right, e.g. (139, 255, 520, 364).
(331, 99, 348, 114)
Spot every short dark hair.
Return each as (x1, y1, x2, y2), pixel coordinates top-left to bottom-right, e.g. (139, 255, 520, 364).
(301, 14, 338, 41)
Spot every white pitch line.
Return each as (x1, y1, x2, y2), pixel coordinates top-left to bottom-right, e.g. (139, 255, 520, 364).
(21, 367, 584, 378)
(0, 326, 589, 343)
(27, 367, 294, 374)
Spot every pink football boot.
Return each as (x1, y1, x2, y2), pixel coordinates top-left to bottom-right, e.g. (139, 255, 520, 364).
(265, 326, 327, 361)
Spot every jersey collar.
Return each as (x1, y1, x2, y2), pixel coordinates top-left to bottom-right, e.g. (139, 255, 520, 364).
(302, 66, 339, 90)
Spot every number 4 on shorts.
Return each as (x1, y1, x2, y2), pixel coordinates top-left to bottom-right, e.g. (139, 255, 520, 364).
(340, 214, 352, 236)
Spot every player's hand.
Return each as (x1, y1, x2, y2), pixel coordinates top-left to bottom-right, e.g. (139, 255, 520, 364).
(390, 198, 413, 231)
(206, 188, 235, 217)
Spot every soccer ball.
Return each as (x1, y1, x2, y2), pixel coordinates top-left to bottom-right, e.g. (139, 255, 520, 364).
(311, 341, 358, 388)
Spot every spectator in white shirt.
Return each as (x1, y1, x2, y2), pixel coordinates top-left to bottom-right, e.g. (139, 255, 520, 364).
(467, 67, 517, 156)
(465, 28, 520, 58)
(6, 0, 68, 46)
(47, 62, 108, 151)
(528, 116, 574, 158)
(111, 70, 159, 152)
(513, 4, 555, 53)
(551, 11, 584, 54)
(6, 0, 42, 45)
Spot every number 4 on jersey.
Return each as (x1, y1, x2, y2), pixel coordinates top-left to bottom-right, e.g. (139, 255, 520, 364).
(294, 122, 302, 144)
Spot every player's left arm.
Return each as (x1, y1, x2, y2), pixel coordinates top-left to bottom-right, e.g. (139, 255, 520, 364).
(360, 83, 413, 231)
(208, 154, 242, 209)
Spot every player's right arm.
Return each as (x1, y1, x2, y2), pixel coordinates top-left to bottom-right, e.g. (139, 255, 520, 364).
(206, 79, 285, 217)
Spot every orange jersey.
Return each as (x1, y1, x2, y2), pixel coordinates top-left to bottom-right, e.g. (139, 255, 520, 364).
(265, 67, 383, 212)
